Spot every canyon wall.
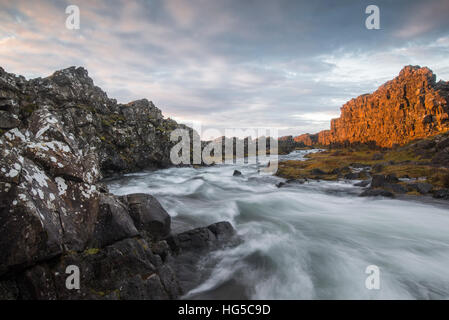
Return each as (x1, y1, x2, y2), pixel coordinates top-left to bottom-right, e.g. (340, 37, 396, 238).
(296, 66, 449, 147)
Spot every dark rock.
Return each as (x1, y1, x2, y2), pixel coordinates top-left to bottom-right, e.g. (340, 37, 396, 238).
(407, 182, 434, 194)
(433, 189, 449, 200)
(91, 194, 139, 248)
(385, 183, 407, 194)
(276, 182, 286, 188)
(167, 221, 236, 253)
(371, 175, 388, 188)
(0, 111, 21, 129)
(359, 189, 395, 198)
(345, 171, 369, 180)
(386, 174, 399, 184)
(350, 163, 367, 168)
(354, 180, 370, 187)
(233, 170, 242, 176)
(329, 168, 341, 175)
(310, 168, 326, 175)
(344, 172, 359, 180)
(0, 280, 19, 300)
(286, 178, 305, 184)
(120, 193, 171, 241)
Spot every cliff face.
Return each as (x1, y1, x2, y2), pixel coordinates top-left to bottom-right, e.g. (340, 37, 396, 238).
(0, 66, 235, 300)
(298, 66, 449, 147)
(293, 133, 318, 146)
(0, 66, 195, 177)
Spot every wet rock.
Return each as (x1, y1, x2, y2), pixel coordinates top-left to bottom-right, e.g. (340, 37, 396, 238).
(359, 189, 395, 198)
(90, 194, 139, 248)
(286, 178, 306, 184)
(433, 189, 449, 200)
(407, 182, 434, 194)
(371, 175, 388, 188)
(385, 183, 407, 194)
(167, 221, 236, 253)
(233, 170, 242, 176)
(276, 182, 286, 188)
(354, 180, 370, 187)
(345, 171, 370, 180)
(120, 193, 171, 241)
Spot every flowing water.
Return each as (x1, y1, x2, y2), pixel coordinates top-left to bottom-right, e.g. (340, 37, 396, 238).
(107, 150, 449, 300)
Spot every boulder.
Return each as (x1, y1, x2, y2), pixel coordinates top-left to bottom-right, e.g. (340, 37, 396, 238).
(120, 193, 171, 240)
(385, 183, 407, 194)
(90, 194, 139, 248)
(167, 221, 236, 252)
(233, 170, 242, 176)
(371, 175, 388, 188)
(276, 182, 286, 188)
(386, 174, 399, 184)
(407, 182, 434, 194)
(433, 189, 449, 200)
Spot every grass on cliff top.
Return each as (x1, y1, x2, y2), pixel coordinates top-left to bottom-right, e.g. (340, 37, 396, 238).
(276, 146, 449, 188)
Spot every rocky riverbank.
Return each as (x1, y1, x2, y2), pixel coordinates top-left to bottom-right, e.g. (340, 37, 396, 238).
(276, 133, 449, 200)
(0, 66, 237, 300)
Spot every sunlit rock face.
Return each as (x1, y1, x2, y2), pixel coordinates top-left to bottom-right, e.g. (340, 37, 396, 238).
(296, 66, 449, 147)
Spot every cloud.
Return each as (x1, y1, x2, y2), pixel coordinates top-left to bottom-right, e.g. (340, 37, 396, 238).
(0, 0, 448, 138)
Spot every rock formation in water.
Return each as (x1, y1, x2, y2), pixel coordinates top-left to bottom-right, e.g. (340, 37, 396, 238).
(293, 66, 449, 148)
(0, 66, 236, 300)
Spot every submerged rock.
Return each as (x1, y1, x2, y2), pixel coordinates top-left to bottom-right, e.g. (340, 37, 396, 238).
(233, 170, 242, 176)
(359, 189, 395, 198)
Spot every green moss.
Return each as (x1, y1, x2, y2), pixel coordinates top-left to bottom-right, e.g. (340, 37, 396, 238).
(77, 104, 97, 114)
(276, 144, 445, 183)
(84, 248, 100, 255)
(90, 289, 106, 297)
(22, 103, 38, 116)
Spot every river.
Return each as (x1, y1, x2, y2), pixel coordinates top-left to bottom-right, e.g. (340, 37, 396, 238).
(106, 150, 449, 299)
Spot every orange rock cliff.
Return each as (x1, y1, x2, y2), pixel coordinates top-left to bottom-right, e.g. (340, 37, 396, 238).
(293, 66, 449, 148)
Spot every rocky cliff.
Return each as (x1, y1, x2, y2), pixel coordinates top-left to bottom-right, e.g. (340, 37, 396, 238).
(0, 66, 236, 300)
(293, 133, 318, 146)
(295, 66, 449, 147)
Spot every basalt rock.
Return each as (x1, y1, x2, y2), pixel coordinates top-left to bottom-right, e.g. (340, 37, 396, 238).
(359, 189, 395, 198)
(119, 193, 171, 241)
(295, 66, 449, 147)
(0, 66, 237, 300)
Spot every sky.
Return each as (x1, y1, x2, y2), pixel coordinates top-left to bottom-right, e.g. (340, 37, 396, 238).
(1, 0, 449, 138)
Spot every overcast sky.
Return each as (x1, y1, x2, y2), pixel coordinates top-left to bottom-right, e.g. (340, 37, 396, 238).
(1, 0, 449, 138)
